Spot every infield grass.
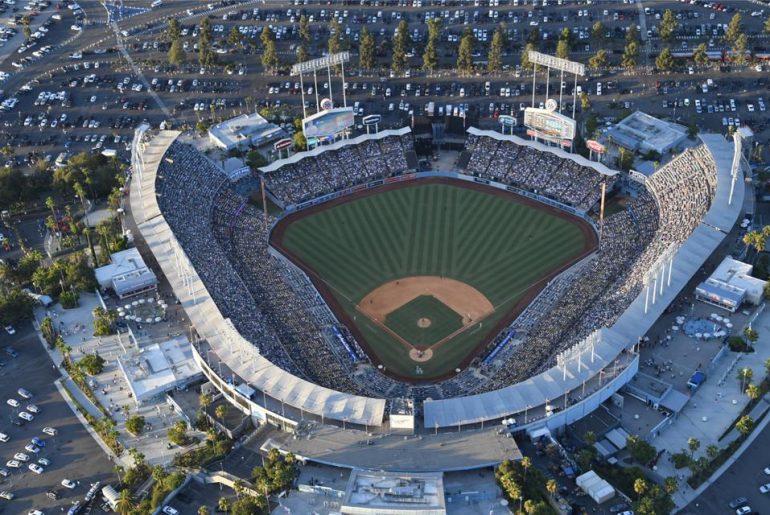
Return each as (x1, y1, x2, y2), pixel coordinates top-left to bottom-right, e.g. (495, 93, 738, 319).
(384, 295, 464, 347)
(277, 181, 591, 379)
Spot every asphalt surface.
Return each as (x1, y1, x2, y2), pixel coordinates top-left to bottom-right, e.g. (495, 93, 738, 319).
(0, 321, 114, 514)
(683, 422, 770, 515)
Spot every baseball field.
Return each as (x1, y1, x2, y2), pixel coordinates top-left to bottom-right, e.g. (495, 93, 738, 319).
(271, 178, 596, 381)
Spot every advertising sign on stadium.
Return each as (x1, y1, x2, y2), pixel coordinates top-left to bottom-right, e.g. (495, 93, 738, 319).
(523, 108, 576, 141)
(498, 115, 516, 127)
(586, 140, 606, 154)
(302, 108, 355, 139)
(362, 114, 382, 126)
(320, 98, 334, 110)
(274, 138, 293, 151)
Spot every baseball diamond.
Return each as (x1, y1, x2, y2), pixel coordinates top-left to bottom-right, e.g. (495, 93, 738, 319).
(271, 178, 598, 380)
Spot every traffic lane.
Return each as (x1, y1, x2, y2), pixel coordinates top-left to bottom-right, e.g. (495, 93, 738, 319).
(0, 322, 114, 513)
(683, 424, 770, 515)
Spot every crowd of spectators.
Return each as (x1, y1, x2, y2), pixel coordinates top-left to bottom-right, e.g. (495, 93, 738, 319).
(153, 135, 718, 407)
(464, 134, 615, 211)
(262, 134, 413, 206)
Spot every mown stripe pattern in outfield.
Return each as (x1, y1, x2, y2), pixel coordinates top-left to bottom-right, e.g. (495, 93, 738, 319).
(279, 182, 589, 379)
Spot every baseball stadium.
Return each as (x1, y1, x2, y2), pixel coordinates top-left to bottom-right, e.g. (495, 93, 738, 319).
(129, 120, 744, 469)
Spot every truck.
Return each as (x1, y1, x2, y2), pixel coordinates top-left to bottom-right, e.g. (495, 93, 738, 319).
(425, 101, 435, 116)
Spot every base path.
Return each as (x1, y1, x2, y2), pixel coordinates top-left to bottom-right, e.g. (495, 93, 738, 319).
(358, 276, 494, 326)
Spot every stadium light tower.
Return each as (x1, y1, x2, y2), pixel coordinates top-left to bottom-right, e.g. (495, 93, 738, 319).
(291, 52, 350, 119)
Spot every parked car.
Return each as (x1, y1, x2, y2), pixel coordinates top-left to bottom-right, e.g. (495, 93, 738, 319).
(729, 497, 748, 509)
(61, 479, 76, 489)
(28, 463, 43, 474)
(6, 399, 19, 408)
(0, 491, 13, 500)
(19, 411, 33, 422)
(42, 427, 57, 436)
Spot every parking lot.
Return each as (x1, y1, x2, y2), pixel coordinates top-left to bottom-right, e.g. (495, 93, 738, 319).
(0, 321, 114, 513)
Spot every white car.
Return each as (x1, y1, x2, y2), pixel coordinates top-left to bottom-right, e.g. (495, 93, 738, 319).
(28, 463, 43, 474)
(760, 482, 770, 493)
(3, 325, 14, 335)
(736, 507, 752, 515)
(6, 399, 19, 408)
(765, 467, 770, 475)
(26, 404, 39, 414)
(162, 506, 179, 515)
(0, 491, 13, 500)
(5, 460, 19, 468)
(13, 453, 29, 462)
(37, 457, 50, 467)
(18, 411, 33, 422)
(24, 443, 39, 454)
(42, 427, 57, 436)
(61, 479, 76, 489)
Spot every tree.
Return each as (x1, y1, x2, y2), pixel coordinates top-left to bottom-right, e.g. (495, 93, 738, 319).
(0, 288, 36, 325)
(115, 489, 133, 515)
(687, 437, 700, 458)
(227, 26, 243, 48)
(198, 507, 210, 515)
(546, 479, 557, 497)
(706, 444, 719, 461)
(299, 14, 310, 44)
(746, 383, 761, 401)
(580, 91, 590, 111)
(659, 9, 677, 43)
(765, 14, 770, 35)
(589, 49, 608, 71)
(527, 26, 540, 45)
(738, 367, 753, 391)
(626, 25, 639, 45)
(736, 415, 754, 435)
(591, 21, 606, 46)
(167, 420, 189, 446)
(423, 18, 441, 72)
(230, 496, 266, 515)
(664, 476, 678, 495)
(521, 456, 532, 480)
(617, 147, 634, 171)
(765, 358, 770, 376)
(126, 415, 145, 436)
(488, 26, 504, 72)
(627, 435, 657, 464)
(78, 353, 105, 375)
(168, 39, 184, 65)
(260, 26, 278, 71)
(725, 13, 743, 44)
(200, 392, 213, 410)
(693, 42, 709, 66)
(732, 33, 749, 64)
(391, 19, 411, 73)
(456, 30, 475, 75)
(583, 431, 597, 446)
(744, 327, 759, 345)
(633, 478, 648, 500)
(622, 40, 639, 68)
(655, 47, 674, 71)
(521, 43, 535, 71)
(292, 130, 307, 152)
(218, 497, 231, 512)
(328, 17, 344, 56)
(555, 38, 570, 59)
(359, 27, 375, 71)
(215, 404, 227, 422)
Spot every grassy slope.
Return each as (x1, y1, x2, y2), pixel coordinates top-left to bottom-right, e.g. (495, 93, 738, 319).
(280, 183, 587, 379)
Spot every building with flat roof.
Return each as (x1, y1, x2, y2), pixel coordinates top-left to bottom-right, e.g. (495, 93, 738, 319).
(208, 113, 285, 151)
(606, 111, 688, 155)
(95, 248, 157, 299)
(342, 470, 446, 515)
(695, 256, 767, 312)
(118, 335, 202, 405)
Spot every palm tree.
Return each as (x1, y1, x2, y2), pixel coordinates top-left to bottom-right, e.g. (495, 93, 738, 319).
(200, 392, 212, 410)
(45, 196, 56, 225)
(633, 478, 648, 500)
(687, 437, 700, 458)
(215, 404, 227, 422)
(746, 383, 761, 401)
(218, 497, 231, 512)
(115, 489, 133, 515)
(664, 476, 678, 495)
(706, 444, 719, 461)
(114, 464, 125, 484)
(583, 431, 597, 446)
(198, 507, 210, 515)
(546, 479, 558, 497)
(521, 456, 532, 481)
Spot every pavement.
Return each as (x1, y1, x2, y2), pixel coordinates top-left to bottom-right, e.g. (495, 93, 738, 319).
(0, 321, 115, 514)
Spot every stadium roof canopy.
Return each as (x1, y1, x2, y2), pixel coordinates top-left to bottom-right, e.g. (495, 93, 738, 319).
(130, 131, 386, 427)
(424, 134, 744, 428)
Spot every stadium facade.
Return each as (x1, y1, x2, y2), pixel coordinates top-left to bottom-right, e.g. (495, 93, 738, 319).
(129, 126, 745, 470)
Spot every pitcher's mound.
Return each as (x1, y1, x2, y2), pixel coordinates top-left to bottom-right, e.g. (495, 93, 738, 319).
(417, 317, 432, 328)
(409, 348, 433, 362)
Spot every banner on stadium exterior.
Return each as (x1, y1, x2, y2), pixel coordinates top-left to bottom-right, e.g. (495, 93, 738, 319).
(274, 138, 293, 151)
(527, 129, 573, 148)
(302, 108, 355, 139)
(362, 114, 382, 126)
(586, 140, 606, 154)
(498, 115, 516, 127)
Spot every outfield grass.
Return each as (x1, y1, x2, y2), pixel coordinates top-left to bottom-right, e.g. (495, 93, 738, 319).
(384, 295, 464, 347)
(278, 181, 591, 379)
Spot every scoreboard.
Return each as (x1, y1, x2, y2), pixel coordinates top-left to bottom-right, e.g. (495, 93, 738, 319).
(302, 107, 355, 139)
(523, 108, 576, 141)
